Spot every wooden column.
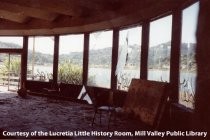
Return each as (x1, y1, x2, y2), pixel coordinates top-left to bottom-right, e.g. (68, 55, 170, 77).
(140, 21, 150, 79)
(194, 0, 210, 131)
(83, 33, 89, 86)
(21, 36, 28, 88)
(111, 28, 119, 90)
(170, 10, 182, 103)
(53, 35, 59, 84)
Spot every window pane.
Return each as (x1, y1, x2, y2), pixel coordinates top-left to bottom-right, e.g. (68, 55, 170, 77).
(27, 36, 54, 81)
(179, 2, 199, 108)
(88, 30, 113, 88)
(117, 26, 142, 91)
(148, 15, 172, 82)
(0, 54, 21, 91)
(0, 37, 23, 48)
(58, 34, 84, 85)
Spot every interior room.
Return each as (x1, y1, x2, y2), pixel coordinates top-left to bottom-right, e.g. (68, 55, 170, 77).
(0, 0, 210, 139)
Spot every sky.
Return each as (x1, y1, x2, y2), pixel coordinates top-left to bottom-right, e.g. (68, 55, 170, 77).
(0, 2, 199, 54)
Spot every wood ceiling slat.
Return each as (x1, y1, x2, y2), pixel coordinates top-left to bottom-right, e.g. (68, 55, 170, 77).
(1, 0, 83, 17)
(0, 0, 194, 35)
(0, 9, 29, 23)
(0, 1, 58, 21)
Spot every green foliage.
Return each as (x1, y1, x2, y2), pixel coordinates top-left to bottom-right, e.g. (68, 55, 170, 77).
(0, 57, 20, 76)
(58, 61, 83, 85)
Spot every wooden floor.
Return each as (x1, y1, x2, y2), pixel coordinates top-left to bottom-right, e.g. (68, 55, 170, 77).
(0, 92, 146, 139)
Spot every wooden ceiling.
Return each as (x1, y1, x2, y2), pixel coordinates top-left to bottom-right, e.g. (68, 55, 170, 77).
(0, 0, 195, 35)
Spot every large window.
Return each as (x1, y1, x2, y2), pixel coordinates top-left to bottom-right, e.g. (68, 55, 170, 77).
(117, 26, 142, 91)
(179, 2, 199, 108)
(27, 36, 54, 81)
(87, 30, 113, 88)
(58, 34, 84, 85)
(0, 37, 23, 92)
(148, 15, 172, 82)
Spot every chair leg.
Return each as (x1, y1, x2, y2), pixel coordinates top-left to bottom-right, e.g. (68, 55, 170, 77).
(92, 111, 96, 126)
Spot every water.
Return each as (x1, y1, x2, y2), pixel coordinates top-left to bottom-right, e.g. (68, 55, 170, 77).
(27, 65, 196, 92)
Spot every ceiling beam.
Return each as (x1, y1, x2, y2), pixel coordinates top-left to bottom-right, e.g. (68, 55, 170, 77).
(0, 1, 58, 21)
(1, 0, 83, 17)
(0, 9, 29, 23)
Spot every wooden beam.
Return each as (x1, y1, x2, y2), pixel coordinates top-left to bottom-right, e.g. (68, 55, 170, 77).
(111, 28, 119, 90)
(140, 21, 149, 80)
(0, 9, 29, 23)
(194, 0, 210, 130)
(0, 1, 58, 21)
(0, 48, 22, 53)
(82, 33, 89, 86)
(1, 0, 82, 16)
(170, 10, 182, 102)
(21, 36, 28, 88)
(53, 35, 59, 84)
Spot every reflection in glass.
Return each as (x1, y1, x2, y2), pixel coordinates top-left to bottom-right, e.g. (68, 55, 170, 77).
(148, 15, 172, 82)
(88, 30, 113, 88)
(27, 36, 54, 81)
(117, 26, 142, 91)
(59, 34, 84, 85)
(179, 2, 199, 108)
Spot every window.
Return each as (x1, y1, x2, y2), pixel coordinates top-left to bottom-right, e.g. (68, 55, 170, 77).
(0, 54, 21, 91)
(179, 2, 199, 108)
(0, 37, 23, 48)
(88, 30, 113, 88)
(117, 26, 142, 91)
(148, 15, 172, 82)
(58, 34, 84, 84)
(0, 37, 22, 91)
(27, 36, 54, 81)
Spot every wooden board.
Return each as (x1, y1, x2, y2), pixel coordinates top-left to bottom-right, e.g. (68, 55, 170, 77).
(123, 79, 169, 127)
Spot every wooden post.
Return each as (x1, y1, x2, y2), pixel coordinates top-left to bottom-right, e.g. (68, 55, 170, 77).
(21, 36, 28, 88)
(53, 35, 59, 84)
(111, 28, 119, 90)
(194, 0, 210, 131)
(83, 33, 89, 86)
(140, 21, 150, 79)
(170, 10, 182, 103)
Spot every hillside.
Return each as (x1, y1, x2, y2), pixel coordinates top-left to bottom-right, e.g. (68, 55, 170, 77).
(0, 41, 196, 71)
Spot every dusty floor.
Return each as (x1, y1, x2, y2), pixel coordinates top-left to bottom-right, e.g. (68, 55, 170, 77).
(0, 92, 144, 139)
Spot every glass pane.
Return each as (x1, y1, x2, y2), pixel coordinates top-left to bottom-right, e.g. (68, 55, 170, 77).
(58, 34, 84, 85)
(0, 37, 23, 48)
(179, 2, 199, 108)
(88, 30, 113, 88)
(0, 54, 21, 92)
(27, 36, 54, 81)
(148, 15, 172, 82)
(117, 26, 142, 91)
